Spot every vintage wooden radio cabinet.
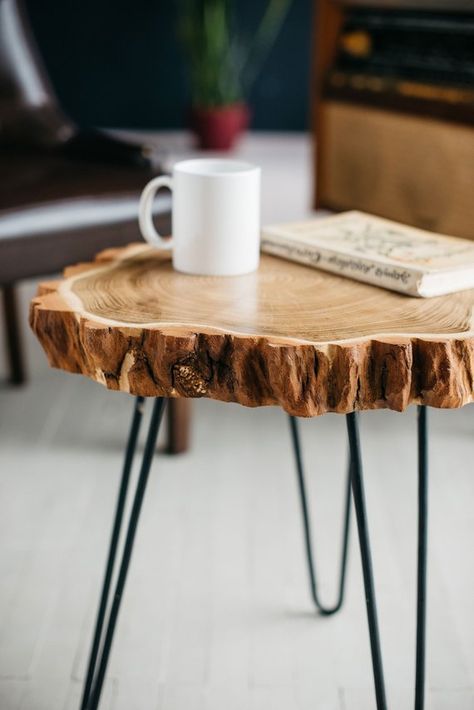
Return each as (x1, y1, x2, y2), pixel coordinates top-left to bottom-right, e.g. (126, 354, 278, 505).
(313, 1, 474, 238)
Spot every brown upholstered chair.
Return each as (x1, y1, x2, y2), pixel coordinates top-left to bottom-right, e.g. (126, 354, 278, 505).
(0, 0, 190, 452)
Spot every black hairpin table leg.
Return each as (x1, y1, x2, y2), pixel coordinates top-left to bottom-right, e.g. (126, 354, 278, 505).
(289, 415, 351, 615)
(345, 408, 429, 710)
(346, 411, 388, 710)
(290, 411, 387, 706)
(415, 405, 429, 710)
(81, 397, 167, 710)
(81, 399, 429, 710)
(80, 396, 145, 710)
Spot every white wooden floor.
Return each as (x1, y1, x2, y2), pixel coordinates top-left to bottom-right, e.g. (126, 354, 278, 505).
(1, 133, 473, 710)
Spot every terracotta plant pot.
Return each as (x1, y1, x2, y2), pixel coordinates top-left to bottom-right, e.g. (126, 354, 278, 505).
(191, 103, 250, 151)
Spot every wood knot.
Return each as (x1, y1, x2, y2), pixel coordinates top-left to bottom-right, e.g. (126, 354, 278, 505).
(172, 360, 208, 397)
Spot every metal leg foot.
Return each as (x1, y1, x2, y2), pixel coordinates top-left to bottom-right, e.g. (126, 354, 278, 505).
(81, 397, 167, 710)
(346, 412, 388, 710)
(289, 415, 351, 615)
(415, 405, 428, 710)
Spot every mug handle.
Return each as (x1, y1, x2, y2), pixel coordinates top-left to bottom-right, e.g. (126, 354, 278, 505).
(138, 175, 174, 249)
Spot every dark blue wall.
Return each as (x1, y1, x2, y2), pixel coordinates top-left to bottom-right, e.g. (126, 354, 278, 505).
(26, 1, 312, 131)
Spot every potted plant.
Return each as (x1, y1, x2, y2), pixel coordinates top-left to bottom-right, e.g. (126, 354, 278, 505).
(179, 0, 292, 150)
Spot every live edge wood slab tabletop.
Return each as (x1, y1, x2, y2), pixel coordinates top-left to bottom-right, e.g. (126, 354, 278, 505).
(30, 243, 474, 417)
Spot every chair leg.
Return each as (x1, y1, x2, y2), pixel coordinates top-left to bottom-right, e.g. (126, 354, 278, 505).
(166, 398, 191, 454)
(2, 284, 26, 385)
(289, 415, 351, 615)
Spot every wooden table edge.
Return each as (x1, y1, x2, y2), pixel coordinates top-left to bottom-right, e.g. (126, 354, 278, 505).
(30, 245, 474, 417)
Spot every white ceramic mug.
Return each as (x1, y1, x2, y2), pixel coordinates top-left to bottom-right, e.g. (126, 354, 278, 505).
(138, 158, 261, 276)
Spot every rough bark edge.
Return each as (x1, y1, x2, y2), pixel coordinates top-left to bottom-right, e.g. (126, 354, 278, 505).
(30, 269, 474, 417)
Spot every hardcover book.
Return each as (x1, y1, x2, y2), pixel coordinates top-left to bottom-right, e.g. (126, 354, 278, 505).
(261, 211, 474, 297)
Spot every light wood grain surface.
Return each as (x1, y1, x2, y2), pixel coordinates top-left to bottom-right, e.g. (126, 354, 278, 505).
(31, 243, 474, 416)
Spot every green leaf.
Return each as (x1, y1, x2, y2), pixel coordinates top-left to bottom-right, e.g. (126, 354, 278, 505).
(176, 0, 292, 107)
